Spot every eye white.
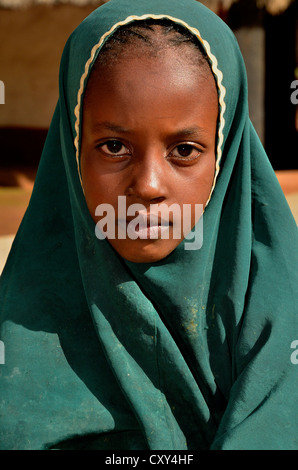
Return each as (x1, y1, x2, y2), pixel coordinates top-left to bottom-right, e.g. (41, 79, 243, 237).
(172, 144, 200, 158)
(101, 140, 128, 155)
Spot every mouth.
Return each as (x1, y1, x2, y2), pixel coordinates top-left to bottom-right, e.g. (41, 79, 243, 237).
(118, 212, 173, 240)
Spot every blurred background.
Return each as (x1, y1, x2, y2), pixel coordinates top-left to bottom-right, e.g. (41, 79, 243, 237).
(0, 0, 297, 271)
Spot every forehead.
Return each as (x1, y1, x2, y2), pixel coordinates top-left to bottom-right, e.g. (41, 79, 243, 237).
(83, 50, 218, 132)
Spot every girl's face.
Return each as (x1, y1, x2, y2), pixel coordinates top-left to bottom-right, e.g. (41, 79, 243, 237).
(81, 46, 218, 263)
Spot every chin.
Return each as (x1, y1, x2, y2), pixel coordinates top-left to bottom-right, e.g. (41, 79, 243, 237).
(108, 239, 178, 264)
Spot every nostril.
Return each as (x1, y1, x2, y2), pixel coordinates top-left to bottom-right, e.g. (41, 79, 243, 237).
(150, 196, 166, 205)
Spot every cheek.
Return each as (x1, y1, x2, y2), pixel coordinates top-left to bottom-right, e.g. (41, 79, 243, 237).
(81, 155, 107, 216)
(202, 159, 216, 203)
(185, 153, 216, 207)
(84, 176, 113, 216)
(189, 159, 216, 227)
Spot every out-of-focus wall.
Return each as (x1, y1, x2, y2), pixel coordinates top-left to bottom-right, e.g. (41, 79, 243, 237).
(0, 4, 98, 128)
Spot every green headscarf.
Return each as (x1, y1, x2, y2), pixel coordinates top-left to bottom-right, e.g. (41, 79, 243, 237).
(0, 0, 297, 450)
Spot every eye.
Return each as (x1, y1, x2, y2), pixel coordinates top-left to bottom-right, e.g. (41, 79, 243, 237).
(170, 144, 201, 161)
(98, 140, 130, 157)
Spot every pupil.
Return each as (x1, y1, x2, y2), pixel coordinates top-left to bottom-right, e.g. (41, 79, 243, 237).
(107, 140, 122, 153)
(178, 145, 192, 157)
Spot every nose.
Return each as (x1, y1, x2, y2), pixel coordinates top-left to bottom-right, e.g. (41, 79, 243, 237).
(126, 150, 168, 204)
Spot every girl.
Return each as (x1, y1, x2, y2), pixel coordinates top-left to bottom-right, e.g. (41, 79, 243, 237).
(0, 0, 297, 450)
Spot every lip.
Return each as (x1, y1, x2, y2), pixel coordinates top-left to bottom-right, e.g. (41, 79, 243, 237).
(135, 224, 170, 239)
(117, 212, 173, 240)
(125, 211, 173, 227)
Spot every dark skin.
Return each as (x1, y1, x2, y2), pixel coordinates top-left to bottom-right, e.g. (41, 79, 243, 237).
(80, 46, 219, 263)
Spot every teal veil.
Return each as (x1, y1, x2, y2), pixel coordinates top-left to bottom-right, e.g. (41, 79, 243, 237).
(0, 0, 297, 450)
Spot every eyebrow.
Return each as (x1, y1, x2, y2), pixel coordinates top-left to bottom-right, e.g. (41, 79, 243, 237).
(174, 126, 208, 137)
(91, 122, 208, 138)
(91, 122, 130, 134)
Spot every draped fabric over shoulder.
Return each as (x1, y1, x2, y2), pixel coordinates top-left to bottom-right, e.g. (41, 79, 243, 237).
(0, 0, 297, 450)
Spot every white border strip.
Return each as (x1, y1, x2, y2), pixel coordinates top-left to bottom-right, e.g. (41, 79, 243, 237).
(74, 14, 226, 202)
